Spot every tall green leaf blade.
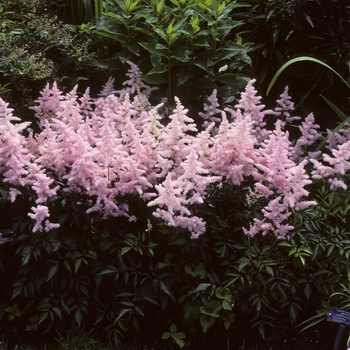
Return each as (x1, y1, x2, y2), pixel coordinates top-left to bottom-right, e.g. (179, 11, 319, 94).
(82, 0, 93, 21)
(267, 56, 350, 96)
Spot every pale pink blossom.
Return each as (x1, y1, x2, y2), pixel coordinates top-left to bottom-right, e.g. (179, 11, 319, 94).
(235, 79, 276, 142)
(291, 113, 321, 161)
(210, 110, 257, 185)
(274, 86, 301, 125)
(1, 66, 336, 240)
(28, 205, 59, 233)
(199, 89, 222, 130)
(311, 140, 350, 189)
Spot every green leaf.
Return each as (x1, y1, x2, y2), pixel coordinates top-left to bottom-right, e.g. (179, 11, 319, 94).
(216, 216, 231, 228)
(75, 307, 83, 327)
(304, 283, 312, 300)
(134, 305, 144, 316)
(190, 14, 200, 34)
(156, 0, 165, 14)
(53, 307, 62, 319)
(98, 266, 119, 275)
(148, 65, 168, 75)
(222, 300, 233, 311)
(116, 308, 132, 321)
(224, 320, 231, 330)
(189, 283, 211, 294)
(63, 260, 72, 273)
(74, 258, 83, 274)
(12, 287, 23, 300)
(278, 241, 293, 248)
(79, 284, 89, 297)
(150, 26, 168, 42)
(139, 42, 167, 56)
(200, 300, 222, 317)
(215, 73, 245, 86)
(177, 73, 190, 86)
(140, 73, 168, 85)
(47, 264, 59, 282)
(200, 314, 216, 333)
(215, 286, 232, 301)
(128, 0, 141, 13)
(174, 333, 186, 348)
(60, 300, 71, 315)
(267, 56, 350, 96)
(258, 322, 266, 339)
(162, 332, 170, 339)
(166, 24, 173, 36)
(121, 247, 132, 255)
(159, 281, 174, 298)
(38, 311, 49, 324)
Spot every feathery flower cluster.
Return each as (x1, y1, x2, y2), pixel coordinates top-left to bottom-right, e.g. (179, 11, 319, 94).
(324, 122, 350, 150)
(291, 113, 321, 162)
(275, 86, 301, 125)
(0, 62, 330, 239)
(244, 121, 316, 239)
(234, 79, 275, 142)
(311, 140, 350, 190)
(209, 110, 257, 185)
(198, 89, 222, 130)
(0, 99, 59, 231)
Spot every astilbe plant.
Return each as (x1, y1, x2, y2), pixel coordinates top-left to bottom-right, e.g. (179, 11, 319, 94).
(0, 61, 332, 241)
(0, 99, 59, 232)
(2, 61, 350, 346)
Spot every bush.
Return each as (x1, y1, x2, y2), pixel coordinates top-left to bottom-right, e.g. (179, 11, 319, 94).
(0, 63, 350, 347)
(0, 0, 107, 122)
(93, 0, 252, 111)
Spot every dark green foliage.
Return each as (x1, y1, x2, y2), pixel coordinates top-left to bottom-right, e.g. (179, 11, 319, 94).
(0, 0, 107, 121)
(233, 0, 350, 123)
(93, 0, 252, 110)
(1, 174, 349, 346)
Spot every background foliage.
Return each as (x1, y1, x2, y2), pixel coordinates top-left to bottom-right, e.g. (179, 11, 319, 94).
(0, 0, 107, 121)
(234, 0, 350, 123)
(93, 0, 251, 110)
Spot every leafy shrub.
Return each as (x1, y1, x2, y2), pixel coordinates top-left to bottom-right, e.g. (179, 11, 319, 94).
(93, 0, 252, 110)
(0, 63, 350, 347)
(0, 0, 107, 121)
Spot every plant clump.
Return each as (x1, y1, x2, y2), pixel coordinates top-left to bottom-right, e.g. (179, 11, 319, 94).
(0, 62, 350, 347)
